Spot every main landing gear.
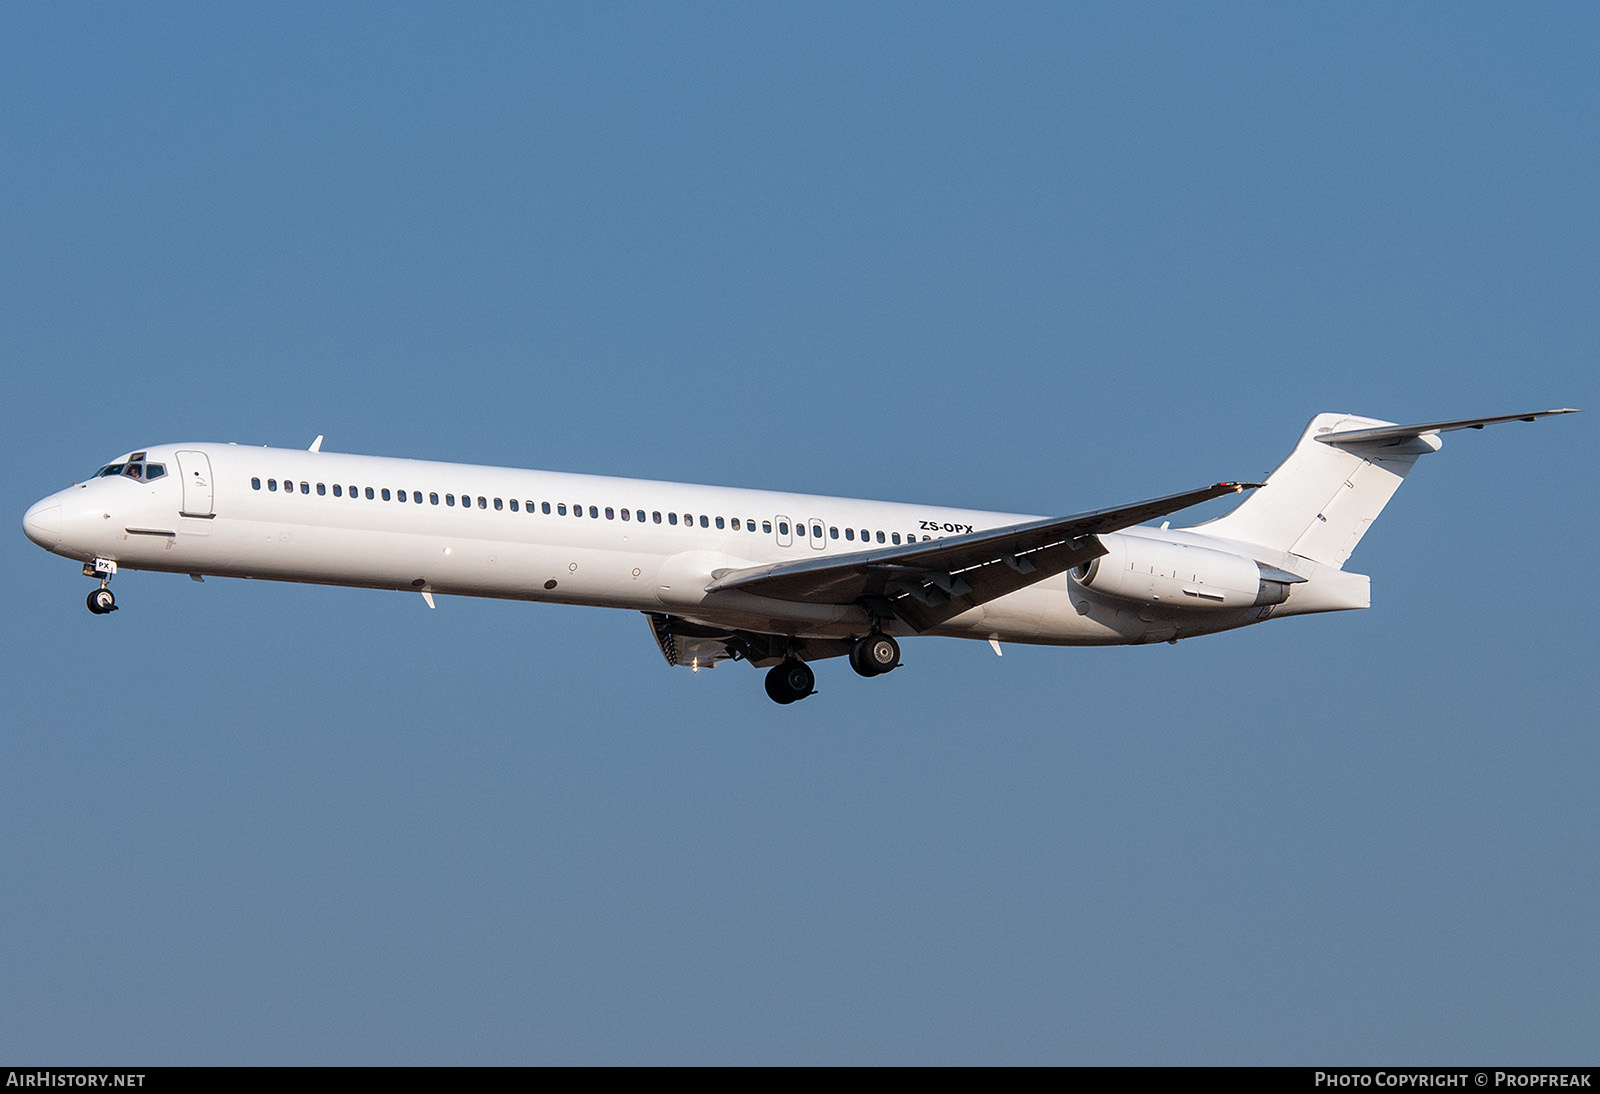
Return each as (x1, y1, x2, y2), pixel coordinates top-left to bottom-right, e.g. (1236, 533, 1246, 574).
(849, 633, 900, 678)
(84, 558, 118, 615)
(763, 634, 901, 705)
(764, 660, 815, 705)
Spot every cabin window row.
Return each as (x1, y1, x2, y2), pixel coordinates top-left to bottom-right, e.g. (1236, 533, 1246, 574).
(249, 476, 926, 545)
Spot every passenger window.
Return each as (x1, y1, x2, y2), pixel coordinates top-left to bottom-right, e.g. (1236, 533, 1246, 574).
(844, 528, 854, 540)
(509, 499, 518, 512)
(620, 508, 630, 521)
(478, 497, 487, 509)
(636, 510, 645, 523)
(652, 511, 662, 524)
(268, 479, 277, 491)
(731, 518, 741, 530)
(558, 503, 567, 516)
(430, 493, 439, 505)
(446, 494, 455, 506)
(333, 484, 342, 497)
(494, 498, 503, 510)
(413, 491, 422, 504)
(796, 524, 805, 537)
(668, 513, 677, 525)
(714, 516, 724, 529)
(301, 482, 310, 494)
(892, 532, 901, 544)
(605, 507, 614, 520)
(812, 525, 823, 539)
(764, 521, 773, 534)
(252, 477, 261, 490)
(876, 531, 885, 543)
(700, 515, 709, 528)
(574, 504, 583, 518)
(397, 490, 406, 503)
(542, 502, 551, 514)
(366, 487, 375, 500)
(381, 489, 391, 501)
(589, 506, 598, 518)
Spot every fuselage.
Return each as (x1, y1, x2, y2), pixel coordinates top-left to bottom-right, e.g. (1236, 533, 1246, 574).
(23, 441, 1364, 651)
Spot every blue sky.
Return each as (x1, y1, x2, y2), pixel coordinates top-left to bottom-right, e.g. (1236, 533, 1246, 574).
(3, 3, 1595, 1064)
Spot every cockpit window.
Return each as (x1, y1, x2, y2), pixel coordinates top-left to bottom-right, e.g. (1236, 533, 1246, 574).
(94, 459, 166, 482)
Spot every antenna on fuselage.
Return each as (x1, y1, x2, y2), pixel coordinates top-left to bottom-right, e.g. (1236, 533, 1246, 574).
(308, 435, 324, 453)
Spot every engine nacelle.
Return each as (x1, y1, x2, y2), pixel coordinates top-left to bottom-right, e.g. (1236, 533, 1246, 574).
(1071, 535, 1291, 610)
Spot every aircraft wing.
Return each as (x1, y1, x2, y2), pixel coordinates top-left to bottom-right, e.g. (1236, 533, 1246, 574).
(705, 480, 1258, 631)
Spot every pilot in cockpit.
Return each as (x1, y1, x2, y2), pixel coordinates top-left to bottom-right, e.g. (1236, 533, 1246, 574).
(93, 453, 166, 482)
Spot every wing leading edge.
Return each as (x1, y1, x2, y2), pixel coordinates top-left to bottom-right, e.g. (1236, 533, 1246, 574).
(705, 480, 1259, 631)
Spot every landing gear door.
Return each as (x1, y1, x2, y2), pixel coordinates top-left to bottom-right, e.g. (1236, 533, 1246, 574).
(176, 450, 215, 518)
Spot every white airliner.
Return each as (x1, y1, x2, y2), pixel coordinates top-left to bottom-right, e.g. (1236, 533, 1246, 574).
(23, 410, 1577, 703)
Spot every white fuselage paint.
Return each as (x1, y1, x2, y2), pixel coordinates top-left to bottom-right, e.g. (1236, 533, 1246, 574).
(24, 442, 1366, 649)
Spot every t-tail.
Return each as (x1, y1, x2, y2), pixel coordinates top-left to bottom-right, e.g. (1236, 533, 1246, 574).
(1188, 409, 1579, 570)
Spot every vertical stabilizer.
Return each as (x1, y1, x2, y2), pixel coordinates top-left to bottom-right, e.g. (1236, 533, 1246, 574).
(1189, 414, 1438, 568)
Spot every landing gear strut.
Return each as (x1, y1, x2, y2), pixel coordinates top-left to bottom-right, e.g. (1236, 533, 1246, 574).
(764, 659, 815, 705)
(84, 558, 118, 615)
(849, 633, 900, 677)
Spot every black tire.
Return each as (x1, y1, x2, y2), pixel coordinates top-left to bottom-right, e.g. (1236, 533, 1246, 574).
(765, 660, 814, 704)
(851, 633, 900, 676)
(87, 588, 115, 615)
(849, 640, 874, 677)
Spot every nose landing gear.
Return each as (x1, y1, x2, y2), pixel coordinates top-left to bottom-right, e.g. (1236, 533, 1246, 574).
(82, 558, 118, 615)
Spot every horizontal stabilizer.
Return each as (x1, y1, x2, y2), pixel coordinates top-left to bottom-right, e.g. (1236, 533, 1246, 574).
(1316, 409, 1579, 447)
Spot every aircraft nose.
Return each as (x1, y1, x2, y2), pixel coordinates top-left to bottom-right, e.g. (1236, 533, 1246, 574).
(23, 498, 61, 549)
